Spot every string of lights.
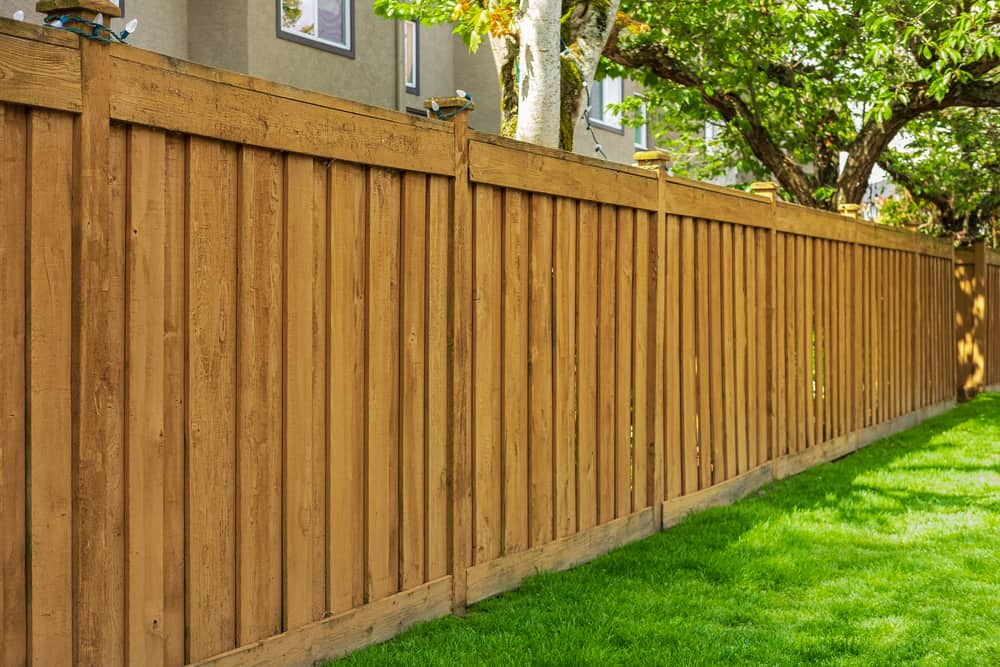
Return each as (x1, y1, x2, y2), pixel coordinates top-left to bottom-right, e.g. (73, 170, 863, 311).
(561, 42, 608, 160)
(41, 14, 138, 43)
(431, 89, 474, 121)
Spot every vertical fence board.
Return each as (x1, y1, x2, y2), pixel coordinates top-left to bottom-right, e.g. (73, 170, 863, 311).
(366, 168, 401, 602)
(125, 126, 167, 667)
(162, 134, 186, 667)
(426, 175, 451, 578)
(696, 222, 714, 487)
(310, 161, 329, 621)
(554, 197, 578, 535)
(665, 216, 683, 498)
(679, 218, 699, 493)
(775, 234, 788, 457)
(473, 185, 502, 563)
(733, 227, 748, 472)
(236, 147, 284, 646)
(596, 205, 616, 523)
(502, 189, 530, 552)
(720, 225, 737, 478)
(755, 229, 769, 464)
(633, 210, 650, 509)
(401, 172, 428, 585)
(328, 162, 367, 613)
(743, 227, 759, 469)
(284, 153, 317, 630)
(577, 202, 599, 529)
(186, 137, 238, 662)
(803, 238, 814, 449)
(0, 104, 27, 667)
(616, 209, 635, 512)
(529, 194, 554, 545)
(708, 222, 725, 483)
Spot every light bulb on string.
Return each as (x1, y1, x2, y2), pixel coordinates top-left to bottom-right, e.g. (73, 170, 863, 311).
(13, 10, 24, 20)
(120, 18, 138, 39)
(94, 12, 103, 25)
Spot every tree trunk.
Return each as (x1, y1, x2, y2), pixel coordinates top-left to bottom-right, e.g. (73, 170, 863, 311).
(516, 0, 562, 148)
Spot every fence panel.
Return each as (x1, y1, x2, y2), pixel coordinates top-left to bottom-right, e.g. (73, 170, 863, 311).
(0, 16, 967, 667)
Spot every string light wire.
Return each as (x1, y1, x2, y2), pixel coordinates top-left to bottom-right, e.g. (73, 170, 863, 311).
(43, 14, 137, 43)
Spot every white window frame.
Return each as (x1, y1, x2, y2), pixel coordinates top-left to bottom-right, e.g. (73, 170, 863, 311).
(589, 77, 624, 132)
(403, 20, 419, 94)
(634, 103, 648, 149)
(277, 0, 354, 58)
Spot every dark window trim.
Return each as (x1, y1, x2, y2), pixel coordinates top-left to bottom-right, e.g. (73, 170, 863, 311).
(589, 119, 625, 136)
(276, 0, 356, 59)
(404, 20, 419, 95)
(405, 106, 428, 118)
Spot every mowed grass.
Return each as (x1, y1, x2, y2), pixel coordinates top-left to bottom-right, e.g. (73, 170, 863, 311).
(335, 394, 1000, 666)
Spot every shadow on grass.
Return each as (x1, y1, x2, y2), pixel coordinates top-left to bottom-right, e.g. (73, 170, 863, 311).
(336, 394, 1000, 666)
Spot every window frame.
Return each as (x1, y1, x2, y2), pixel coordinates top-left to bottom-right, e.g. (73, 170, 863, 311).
(403, 20, 419, 95)
(634, 103, 649, 149)
(588, 77, 625, 134)
(276, 0, 355, 59)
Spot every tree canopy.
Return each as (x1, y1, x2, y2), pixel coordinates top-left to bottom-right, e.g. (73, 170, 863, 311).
(604, 0, 1000, 209)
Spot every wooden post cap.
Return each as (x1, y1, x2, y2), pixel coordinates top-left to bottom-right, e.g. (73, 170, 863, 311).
(424, 97, 475, 120)
(36, 0, 122, 19)
(838, 203, 861, 219)
(749, 182, 779, 201)
(633, 150, 669, 170)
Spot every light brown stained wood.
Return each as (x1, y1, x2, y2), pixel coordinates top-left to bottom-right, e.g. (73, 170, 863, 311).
(596, 205, 618, 524)
(841, 244, 851, 432)
(27, 109, 73, 667)
(0, 104, 27, 667)
(695, 221, 714, 488)
(815, 240, 826, 443)
(310, 161, 328, 621)
(836, 243, 846, 435)
(502, 189, 531, 551)
(663, 178, 772, 229)
(366, 167, 401, 602)
(528, 194, 555, 545)
(774, 234, 788, 457)
(853, 245, 864, 428)
(162, 133, 186, 667)
(0, 33, 82, 112)
(755, 229, 769, 465)
(328, 161, 366, 614)
(473, 184, 502, 564)
(189, 577, 453, 667)
(76, 43, 127, 667)
(616, 208, 635, 513)
(236, 147, 284, 646)
(284, 153, 317, 630)
(665, 215, 683, 499)
(720, 225, 737, 479)
(795, 236, 808, 452)
(633, 210, 650, 509)
(744, 227, 759, 471)
(905, 254, 915, 414)
(733, 226, 748, 473)
(466, 509, 657, 606)
(707, 222, 726, 483)
(125, 126, 167, 667)
(554, 197, 579, 534)
(576, 201, 599, 530)
(803, 237, 814, 449)
(469, 139, 658, 211)
(679, 218, 699, 494)
(401, 172, 428, 585)
(109, 58, 454, 177)
(186, 137, 238, 662)
(876, 249, 886, 423)
(425, 175, 450, 578)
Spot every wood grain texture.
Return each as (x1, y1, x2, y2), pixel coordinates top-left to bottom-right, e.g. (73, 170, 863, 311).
(528, 194, 554, 546)
(616, 209, 635, 514)
(125, 126, 167, 667)
(186, 137, 239, 662)
(554, 198, 578, 536)
(576, 201, 599, 530)
(27, 109, 74, 667)
(0, 32, 82, 111)
(0, 103, 27, 667)
(596, 205, 617, 524)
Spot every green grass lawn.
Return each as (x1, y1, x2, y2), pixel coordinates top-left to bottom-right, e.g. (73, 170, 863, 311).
(336, 394, 1000, 666)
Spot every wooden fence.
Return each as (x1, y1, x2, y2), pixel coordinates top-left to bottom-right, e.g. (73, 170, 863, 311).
(956, 242, 1000, 395)
(0, 16, 959, 667)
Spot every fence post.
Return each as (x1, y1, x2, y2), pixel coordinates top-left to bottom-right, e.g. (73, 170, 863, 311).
(634, 151, 668, 525)
(750, 183, 779, 463)
(425, 96, 475, 615)
(35, 1, 126, 665)
(955, 240, 987, 400)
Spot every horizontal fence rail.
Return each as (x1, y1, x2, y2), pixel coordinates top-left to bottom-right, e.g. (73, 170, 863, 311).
(0, 16, 967, 667)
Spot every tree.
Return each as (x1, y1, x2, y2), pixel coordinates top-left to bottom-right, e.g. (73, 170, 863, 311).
(878, 108, 1000, 245)
(373, 0, 620, 150)
(603, 0, 1000, 209)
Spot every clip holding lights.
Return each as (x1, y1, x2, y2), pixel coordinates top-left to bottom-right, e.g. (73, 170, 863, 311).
(43, 13, 137, 43)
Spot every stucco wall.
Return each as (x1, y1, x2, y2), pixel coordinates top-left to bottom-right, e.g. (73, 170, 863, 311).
(402, 22, 454, 114)
(452, 43, 500, 135)
(1, 0, 188, 58)
(247, 1, 397, 110)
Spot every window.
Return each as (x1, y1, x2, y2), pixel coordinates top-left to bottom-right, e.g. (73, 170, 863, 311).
(278, 0, 354, 57)
(589, 77, 623, 131)
(403, 20, 418, 94)
(634, 103, 648, 149)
